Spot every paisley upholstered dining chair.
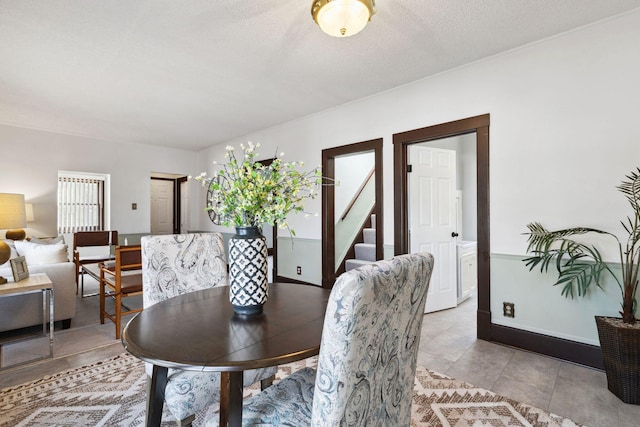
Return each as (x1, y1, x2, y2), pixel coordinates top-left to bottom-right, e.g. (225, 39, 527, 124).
(141, 232, 276, 427)
(204, 251, 435, 427)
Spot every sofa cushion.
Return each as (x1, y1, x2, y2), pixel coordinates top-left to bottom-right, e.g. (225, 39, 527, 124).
(14, 240, 69, 265)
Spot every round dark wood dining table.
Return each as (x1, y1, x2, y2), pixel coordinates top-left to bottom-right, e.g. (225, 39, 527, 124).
(121, 282, 331, 427)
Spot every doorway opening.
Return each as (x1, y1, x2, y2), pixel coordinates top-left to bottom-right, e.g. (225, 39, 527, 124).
(393, 114, 490, 340)
(322, 139, 383, 289)
(407, 139, 478, 314)
(150, 173, 188, 235)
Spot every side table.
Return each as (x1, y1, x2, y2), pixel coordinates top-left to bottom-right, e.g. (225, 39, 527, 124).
(80, 263, 101, 298)
(0, 273, 54, 369)
(80, 261, 116, 298)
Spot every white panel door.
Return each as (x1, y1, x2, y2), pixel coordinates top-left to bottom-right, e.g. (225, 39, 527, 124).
(151, 179, 174, 235)
(408, 146, 457, 313)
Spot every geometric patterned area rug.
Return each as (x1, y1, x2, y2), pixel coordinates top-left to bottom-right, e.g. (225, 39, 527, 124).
(0, 353, 583, 427)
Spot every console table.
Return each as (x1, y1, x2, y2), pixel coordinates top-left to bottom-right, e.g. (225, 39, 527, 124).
(0, 273, 54, 368)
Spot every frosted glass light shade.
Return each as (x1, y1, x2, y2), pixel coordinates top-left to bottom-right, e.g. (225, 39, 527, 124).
(312, 0, 375, 37)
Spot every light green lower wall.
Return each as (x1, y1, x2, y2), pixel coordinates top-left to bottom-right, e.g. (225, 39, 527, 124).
(276, 245, 628, 346)
(277, 237, 322, 284)
(491, 253, 624, 346)
(276, 237, 395, 285)
(115, 231, 627, 346)
(109, 233, 392, 284)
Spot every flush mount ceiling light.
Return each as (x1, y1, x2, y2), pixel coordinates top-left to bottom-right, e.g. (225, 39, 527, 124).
(311, 0, 376, 37)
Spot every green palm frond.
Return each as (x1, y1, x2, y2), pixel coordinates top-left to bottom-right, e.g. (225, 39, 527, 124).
(525, 222, 612, 253)
(524, 230, 610, 298)
(617, 167, 640, 210)
(622, 216, 640, 249)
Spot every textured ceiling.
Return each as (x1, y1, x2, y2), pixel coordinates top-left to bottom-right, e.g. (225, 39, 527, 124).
(1, 0, 639, 151)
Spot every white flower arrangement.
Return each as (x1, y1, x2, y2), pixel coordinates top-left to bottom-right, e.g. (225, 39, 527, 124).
(196, 142, 323, 235)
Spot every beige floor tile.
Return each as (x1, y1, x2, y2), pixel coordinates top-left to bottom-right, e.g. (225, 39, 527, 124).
(557, 360, 608, 387)
(500, 350, 560, 392)
(617, 401, 640, 427)
(444, 340, 514, 390)
(549, 372, 622, 427)
(416, 349, 454, 373)
(491, 375, 553, 411)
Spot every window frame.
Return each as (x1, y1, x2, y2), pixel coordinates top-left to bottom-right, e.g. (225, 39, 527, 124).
(57, 171, 111, 234)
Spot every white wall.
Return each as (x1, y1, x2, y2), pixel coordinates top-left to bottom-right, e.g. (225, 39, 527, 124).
(0, 125, 198, 236)
(194, 9, 640, 344)
(334, 151, 375, 220)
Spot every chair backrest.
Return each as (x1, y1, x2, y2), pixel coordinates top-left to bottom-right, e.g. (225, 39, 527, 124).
(74, 230, 118, 250)
(141, 233, 228, 308)
(311, 252, 434, 426)
(114, 244, 142, 272)
(101, 245, 142, 290)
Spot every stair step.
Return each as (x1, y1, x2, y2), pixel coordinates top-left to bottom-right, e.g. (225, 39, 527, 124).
(355, 243, 376, 262)
(345, 259, 375, 271)
(370, 214, 376, 229)
(363, 228, 376, 245)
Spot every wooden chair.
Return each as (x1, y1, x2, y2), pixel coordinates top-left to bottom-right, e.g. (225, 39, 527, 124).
(73, 230, 118, 295)
(206, 252, 435, 426)
(99, 244, 143, 339)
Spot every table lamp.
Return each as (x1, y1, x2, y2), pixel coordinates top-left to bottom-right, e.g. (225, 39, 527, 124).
(25, 203, 35, 223)
(0, 193, 27, 284)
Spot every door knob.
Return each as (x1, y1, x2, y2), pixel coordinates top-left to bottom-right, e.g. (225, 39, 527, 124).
(451, 232, 459, 238)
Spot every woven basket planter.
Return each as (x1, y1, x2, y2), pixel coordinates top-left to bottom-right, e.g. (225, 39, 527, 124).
(595, 316, 640, 404)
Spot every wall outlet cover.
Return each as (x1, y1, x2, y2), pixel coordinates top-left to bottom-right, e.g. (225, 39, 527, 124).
(503, 302, 515, 318)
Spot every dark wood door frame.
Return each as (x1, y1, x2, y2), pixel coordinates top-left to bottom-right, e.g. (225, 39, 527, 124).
(176, 176, 188, 234)
(151, 176, 185, 234)
(393, 114, 491, 340)
(322, 138, 383, 289)
(255, 158, 279, 281)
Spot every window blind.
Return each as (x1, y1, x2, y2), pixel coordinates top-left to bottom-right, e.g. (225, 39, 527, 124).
(57, 175, 105, 233)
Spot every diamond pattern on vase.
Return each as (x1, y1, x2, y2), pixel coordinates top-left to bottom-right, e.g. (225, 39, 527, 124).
(229, 233, 268, 312)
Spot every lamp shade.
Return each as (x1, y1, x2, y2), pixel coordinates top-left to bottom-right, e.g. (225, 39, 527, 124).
(312, 0, 375, 37)
(0, 193, 27, 230)
(25, 203, 35, 222)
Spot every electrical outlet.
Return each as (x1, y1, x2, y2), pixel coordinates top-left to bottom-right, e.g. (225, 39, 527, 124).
(132, 203, 137, 210)
(296, 266, 302, 275)
(503, 302, 515, 318)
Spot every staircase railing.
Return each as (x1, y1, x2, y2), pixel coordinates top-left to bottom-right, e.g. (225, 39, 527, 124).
(339, 168, 375, 221)
(335, 169, 376, 270)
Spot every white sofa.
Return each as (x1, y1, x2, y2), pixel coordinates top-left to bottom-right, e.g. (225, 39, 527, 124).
(0, 239, 76, 333)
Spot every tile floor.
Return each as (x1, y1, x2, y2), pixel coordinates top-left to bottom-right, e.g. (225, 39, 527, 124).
(2, 281, 640, 426)
(416, 292, 640, 427)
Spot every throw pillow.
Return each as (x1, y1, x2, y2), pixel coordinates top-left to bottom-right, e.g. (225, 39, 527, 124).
(14, 240, 69, 266)
(29, 235, 66, 245)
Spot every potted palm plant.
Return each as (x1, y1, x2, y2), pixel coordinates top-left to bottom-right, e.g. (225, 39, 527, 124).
(524, 167, 640, 404)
